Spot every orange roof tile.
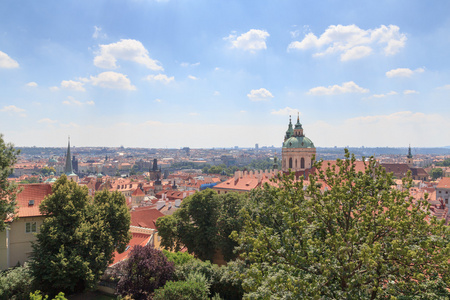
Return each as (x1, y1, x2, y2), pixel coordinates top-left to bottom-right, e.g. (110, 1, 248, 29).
(16, 184, 52, 218)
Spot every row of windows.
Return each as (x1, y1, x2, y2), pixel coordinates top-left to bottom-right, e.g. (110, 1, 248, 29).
(438, 191, 449, 194)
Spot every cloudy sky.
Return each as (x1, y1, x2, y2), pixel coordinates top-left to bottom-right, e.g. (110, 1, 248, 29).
(1, 0, 450, 148)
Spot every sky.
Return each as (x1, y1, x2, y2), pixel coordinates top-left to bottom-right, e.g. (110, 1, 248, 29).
(1, 0, 450, 148)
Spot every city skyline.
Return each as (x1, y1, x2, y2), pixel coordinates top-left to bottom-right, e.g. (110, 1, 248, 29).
(1, 1, 450, 148)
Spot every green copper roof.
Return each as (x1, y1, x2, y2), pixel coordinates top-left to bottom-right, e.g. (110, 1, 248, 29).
(283, 136, 315, 148)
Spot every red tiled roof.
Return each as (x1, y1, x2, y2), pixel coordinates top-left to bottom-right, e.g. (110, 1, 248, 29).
(437, 177, 450, 189)
(110, 232, 153, 266)
(130, 207, 165, 230)
(131, 188, 145, 197)
(16, 184, 53, 218)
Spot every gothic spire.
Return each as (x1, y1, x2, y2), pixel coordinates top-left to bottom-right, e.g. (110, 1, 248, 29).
(64, 136, 73, 175)
(407, 144, 413, 159)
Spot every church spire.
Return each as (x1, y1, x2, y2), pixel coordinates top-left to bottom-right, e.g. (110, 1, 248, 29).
(407, 144, 413, 158)
(64, 136, 73, 175)
(284, 116, 294, 141)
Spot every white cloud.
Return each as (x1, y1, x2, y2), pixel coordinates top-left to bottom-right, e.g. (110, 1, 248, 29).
(188, 75, 198, 80)
(226, 29, 270, 52)
(189, 112, 200, 116)
(0, 51, 19, 68)
(403, 89, 419, 95)
(247, 88, 274, 101)
(271, 107, 299, 116)
(145, 74, 174, 84)
(386, 67, 424, 78)
(154, 99, 162, 103)
(92, 26, 107, 39)
(0, 105, 25, 113)
(38, 118, 58, 124)
(340, 46, 372, 61)
(94, 39, 163, 71)
(61, 80, 86, 91)
(90, 71, 136, 90)
(308, 81, 369, 96)
(180, 62, 200, 67)
(26, 82, 38, 87)
(49, 86, 59, 92)
(0, 105, 26, 117)
(369, 91, 398, 98)
(213, 91, 220, 96)
(62, 96, 95, 106)
(288, 24, 406, 61)
(437, 84, 450, 90)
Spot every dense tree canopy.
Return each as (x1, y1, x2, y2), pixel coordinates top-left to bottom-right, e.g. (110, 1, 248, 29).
(30, 175, 131, 295)
(156, 189, 246, 261)
(429, 167, 444, 180)
(233, 150, 450, 299)
(0, 134, 20, 231)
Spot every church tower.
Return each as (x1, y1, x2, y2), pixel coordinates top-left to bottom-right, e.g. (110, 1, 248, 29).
(64, 137, 78, 182)
(282, 114, 316, 172)
(406, 145, 413, 167)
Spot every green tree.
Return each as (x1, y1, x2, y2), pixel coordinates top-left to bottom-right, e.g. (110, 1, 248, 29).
(429, 167, 444, 180)
(30, 175, 131, 296)
(40, 166, 56, 177)
(156, 190, 246, 262)
(0, 134, 20, 231)
(0, 263, 33, 299)
(233, 150, 450, 299)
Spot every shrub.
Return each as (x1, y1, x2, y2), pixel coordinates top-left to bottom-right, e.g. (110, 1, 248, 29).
(153, 280, 208, 300)
(0, 263, 33, 300)
(162, 250, 195, 266)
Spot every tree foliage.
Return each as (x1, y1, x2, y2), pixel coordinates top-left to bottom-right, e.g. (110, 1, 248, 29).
(0, 263, 33, 299)
(429, 167, 443, 180)
(156, 190, 246, 261)
(0, 133, 20, 231)
(233, 150, 450, 299)
(116, 245, 175, 300)
(30, 175, 131, 295)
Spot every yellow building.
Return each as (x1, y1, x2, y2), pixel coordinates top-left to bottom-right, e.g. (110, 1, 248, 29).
(0, 184, 52, 269)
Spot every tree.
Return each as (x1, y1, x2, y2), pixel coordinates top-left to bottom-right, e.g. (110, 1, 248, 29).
(40, 166, 56, 177)
(0, 134, 20, 231)
(116, 245, 175, 300)
(156, 190, 246, 262)
(30, 175, 131, 295)
(233, 150, 450, 299)
(429, 167, 443, 180)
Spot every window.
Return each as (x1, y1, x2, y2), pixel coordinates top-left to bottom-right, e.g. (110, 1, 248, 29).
(289, 158, 293, 169)
(301, 158, 305, 169)
(26, 222, 37, 233)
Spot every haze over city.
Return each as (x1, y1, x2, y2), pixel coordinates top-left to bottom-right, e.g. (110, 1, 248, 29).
(1, 0, 450, 148)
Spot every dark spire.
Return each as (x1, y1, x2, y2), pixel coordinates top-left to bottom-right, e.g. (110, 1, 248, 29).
(64, 136, 74, 175)
(407, 144, 413, 158)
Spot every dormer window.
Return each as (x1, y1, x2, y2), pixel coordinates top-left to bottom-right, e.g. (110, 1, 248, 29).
(28, 200, 35, 206)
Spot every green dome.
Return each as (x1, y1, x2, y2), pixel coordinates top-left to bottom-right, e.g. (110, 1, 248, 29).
(283, 136, 315, 148)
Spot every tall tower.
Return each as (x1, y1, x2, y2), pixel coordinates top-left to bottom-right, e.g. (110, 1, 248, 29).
(406, 145, 413, 166)
(282, 115, 316, 172)
(64, 137, 78, 182)
(64, 137, 73, 175)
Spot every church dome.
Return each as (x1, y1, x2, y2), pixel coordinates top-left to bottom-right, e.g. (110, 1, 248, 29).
(283, 136, 315, 148)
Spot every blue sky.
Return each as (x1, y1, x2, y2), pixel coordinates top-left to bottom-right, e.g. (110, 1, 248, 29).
(1, 0, 450, 148)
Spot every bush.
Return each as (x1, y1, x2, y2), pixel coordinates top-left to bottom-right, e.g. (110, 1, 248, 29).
(116, 245, 175, 300)
(153, 280, 208, 300)
(162, 250, 195, 266)
(29, 291, 67, 300)
(173, 258, 244, 299)
(0, 263, 33, 300)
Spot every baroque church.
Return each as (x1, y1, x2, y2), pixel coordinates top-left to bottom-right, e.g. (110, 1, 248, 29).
(282, 114, 316, 173)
